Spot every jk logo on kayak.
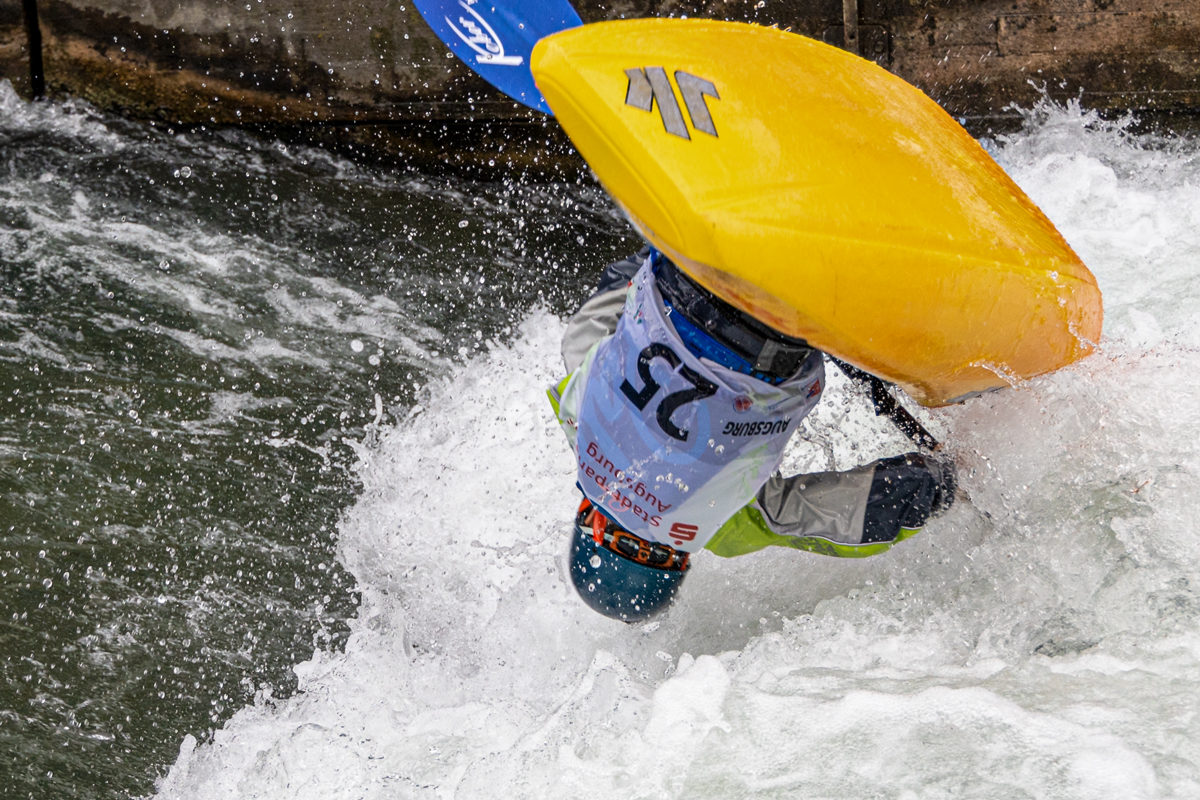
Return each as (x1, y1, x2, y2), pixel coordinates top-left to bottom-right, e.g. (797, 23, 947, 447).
(624, 68, 720, 140)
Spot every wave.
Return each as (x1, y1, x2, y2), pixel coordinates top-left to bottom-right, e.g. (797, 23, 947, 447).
(156, 102, 1200, 799)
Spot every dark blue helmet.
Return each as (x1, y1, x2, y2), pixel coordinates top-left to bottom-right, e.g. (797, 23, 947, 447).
(569, 498, 690, 623)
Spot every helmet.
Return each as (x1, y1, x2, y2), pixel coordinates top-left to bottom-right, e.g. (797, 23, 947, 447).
(568, 498, 690, 623)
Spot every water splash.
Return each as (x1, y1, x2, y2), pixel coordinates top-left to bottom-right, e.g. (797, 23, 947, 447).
(155, 99, 1200, 799)
(0, 79, 637, 799)
(969, 359, 1025, 389)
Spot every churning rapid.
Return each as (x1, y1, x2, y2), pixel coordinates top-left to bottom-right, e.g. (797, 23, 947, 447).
(0, 80, 634, 800)
(3, 80, 1200, 798)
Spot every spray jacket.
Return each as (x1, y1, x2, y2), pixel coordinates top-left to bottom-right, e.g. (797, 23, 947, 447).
(549, 253, 949, 559)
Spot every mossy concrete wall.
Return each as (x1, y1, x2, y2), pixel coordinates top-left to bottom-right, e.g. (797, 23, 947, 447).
(3, 0, 1200, 172)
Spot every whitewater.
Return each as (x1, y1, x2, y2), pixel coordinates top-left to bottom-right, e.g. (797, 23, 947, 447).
(127, 104, 1200, 799)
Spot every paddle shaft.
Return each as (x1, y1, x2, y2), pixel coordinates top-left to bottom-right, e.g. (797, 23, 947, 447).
(829, 357, 939, 451)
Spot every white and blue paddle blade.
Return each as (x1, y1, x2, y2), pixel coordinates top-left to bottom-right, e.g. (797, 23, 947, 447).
(414, 0, 582, 113)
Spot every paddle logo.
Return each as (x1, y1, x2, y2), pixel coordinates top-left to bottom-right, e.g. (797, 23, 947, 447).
(624, 68, 720, 140)
(414, 0, 580, 111)
(445, 0, 523, 66)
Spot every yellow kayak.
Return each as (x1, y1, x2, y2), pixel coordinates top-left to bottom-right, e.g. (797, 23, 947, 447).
(530, 19, 1102, 407)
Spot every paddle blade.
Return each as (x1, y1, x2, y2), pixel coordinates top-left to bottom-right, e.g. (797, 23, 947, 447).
(414, 0, 582, 113)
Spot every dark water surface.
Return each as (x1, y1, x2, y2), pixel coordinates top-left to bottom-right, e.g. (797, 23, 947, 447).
(0, 81, 636, 799)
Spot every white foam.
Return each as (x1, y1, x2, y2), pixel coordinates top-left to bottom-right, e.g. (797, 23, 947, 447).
(0, 79, 127, 150)
(157, 104, 1200, 798)
(0, 81, 446, 381)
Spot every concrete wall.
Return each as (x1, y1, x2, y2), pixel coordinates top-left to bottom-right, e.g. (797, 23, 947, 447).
(0, 0, 30, 96)
(3, 0, 1200, 171)
(28, 0, 492, 120)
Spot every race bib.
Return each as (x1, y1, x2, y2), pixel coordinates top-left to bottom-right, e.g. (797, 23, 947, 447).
(575, 261, 823, 551)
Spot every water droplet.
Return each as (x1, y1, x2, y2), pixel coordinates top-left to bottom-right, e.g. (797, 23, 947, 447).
(589, 555, 601, 568)
(179, 166, 192, 178)
(458, 219, 469, 228)
(351, 339, 364, 353)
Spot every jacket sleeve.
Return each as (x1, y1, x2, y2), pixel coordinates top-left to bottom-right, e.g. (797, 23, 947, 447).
(705, 453, 955, 558)
(561, 250, 646, 373)
(549, 251, 649, 451)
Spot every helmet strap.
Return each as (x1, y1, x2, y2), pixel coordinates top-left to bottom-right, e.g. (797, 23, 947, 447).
(577, 497, 690, 571)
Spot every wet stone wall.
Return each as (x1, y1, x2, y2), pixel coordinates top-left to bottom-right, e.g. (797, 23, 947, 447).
(1, 0, 1200, 174)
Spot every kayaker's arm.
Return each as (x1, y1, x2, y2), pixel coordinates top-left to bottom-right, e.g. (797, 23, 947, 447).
(550, 251, 649, 451)
(705, 453, 955, 558)
(561, 250, 646, 373)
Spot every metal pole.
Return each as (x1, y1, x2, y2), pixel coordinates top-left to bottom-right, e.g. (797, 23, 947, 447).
(22, 0, 45, 99)
(842, 0, 860, 56)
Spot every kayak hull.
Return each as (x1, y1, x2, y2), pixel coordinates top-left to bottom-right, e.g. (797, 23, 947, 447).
(532, 19, 1102, 406)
